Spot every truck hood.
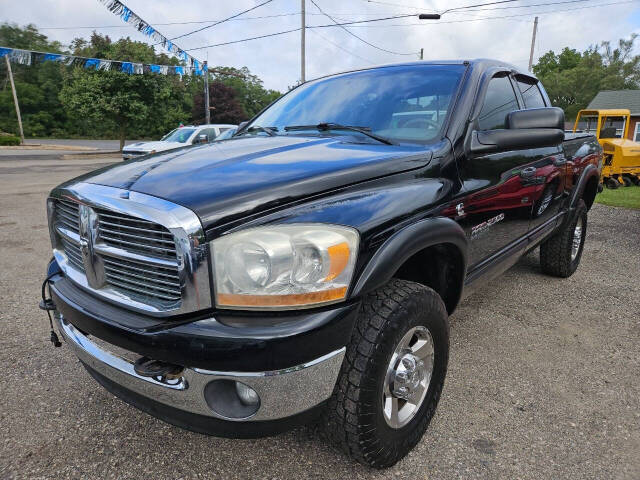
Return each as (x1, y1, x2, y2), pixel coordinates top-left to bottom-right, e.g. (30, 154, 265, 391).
(78, 135, 432, 230)
(122, 141, 185, 153)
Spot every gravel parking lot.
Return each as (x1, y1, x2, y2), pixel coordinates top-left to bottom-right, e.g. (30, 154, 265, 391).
(1, 156, 639, 479)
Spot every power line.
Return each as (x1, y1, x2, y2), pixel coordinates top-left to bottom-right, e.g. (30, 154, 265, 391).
(167, 0, 274, 42)
(308, 0, 417, 56)
(364, 0, 525, 13)
(38, 13, 312, 30)
(184, 12, 435, 51)
(186, 27, 302, 51)
(308, 28, 376, 64)
(38, 11, 429, 30)
(344, 0, 640, 26)
(447, 0, 616, 12)
(443, 0, 529, 14)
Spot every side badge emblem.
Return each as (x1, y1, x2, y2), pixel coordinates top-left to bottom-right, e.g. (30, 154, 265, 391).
(456, 202, 465, 217)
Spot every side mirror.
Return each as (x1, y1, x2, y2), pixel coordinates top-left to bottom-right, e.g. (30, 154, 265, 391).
(195, 134, 209, 144)
(506, 107, 565, 130)
(470, 107, 565, 154)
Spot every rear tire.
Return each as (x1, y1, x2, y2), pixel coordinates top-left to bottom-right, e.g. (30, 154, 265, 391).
(322, 279, 449, 469)
(622, 176, 633, 187)
(540, 199, 587, 278)
(605, 177, 619, 189)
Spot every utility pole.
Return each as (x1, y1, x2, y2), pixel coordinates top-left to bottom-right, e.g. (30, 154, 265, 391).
(420, 48, 424, 60)
(5, 56, 24, 144)
(528, 16, 538, 72)
(203, 60, 210, 124)
(301, 0, 306, 83)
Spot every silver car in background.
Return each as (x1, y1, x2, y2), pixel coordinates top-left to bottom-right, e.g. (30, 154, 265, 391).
(122, 124, 237, 160)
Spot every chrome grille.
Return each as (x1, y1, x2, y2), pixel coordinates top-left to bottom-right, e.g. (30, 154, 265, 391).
(54, 199, 84, 273)
(60, 236, 84, 273)
(96, 208, 177, 259)
(55, 199, 80, 235)
(52, 198, 182, 308)
(48, 183, 211, 316)
(102, 256, 181, 302)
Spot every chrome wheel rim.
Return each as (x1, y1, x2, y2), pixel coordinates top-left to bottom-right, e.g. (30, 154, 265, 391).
(571, 216, 583, 261)
(382, 326, 434, 429)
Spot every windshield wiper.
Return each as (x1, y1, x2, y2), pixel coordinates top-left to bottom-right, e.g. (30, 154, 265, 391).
(284, 123, 394, 145)
(235, 125, 278, 137)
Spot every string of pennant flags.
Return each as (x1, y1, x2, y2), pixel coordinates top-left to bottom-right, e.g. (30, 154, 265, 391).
(0, 46, 207, 76)
(96, 0, 204, 73)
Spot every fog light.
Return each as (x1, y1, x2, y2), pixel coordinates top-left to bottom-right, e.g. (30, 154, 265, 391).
(236, 381, 260, 406)
(204, 379, 261, 419)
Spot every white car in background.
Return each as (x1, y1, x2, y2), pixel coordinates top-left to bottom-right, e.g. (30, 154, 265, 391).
(122, 124, 237, 160)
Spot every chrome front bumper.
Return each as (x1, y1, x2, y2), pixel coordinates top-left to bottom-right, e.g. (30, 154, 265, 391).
(56, 314, 345, 422)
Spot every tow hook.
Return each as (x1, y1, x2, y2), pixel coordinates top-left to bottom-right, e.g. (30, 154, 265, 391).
(133, 357, 184, 381)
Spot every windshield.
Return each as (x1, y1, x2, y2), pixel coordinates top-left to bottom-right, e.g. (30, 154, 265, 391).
(247, 64, 466, 143)
(575, 115, 599, 134)
(600, 116, 626, 138)
(216, 128, 237, 140)
(161, 128, 195, 143)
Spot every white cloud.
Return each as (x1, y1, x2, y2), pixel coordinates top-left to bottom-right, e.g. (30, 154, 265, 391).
(1, 0, 638, 91)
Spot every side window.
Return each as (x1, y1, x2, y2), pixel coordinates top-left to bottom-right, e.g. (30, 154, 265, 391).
(204, 128, 218, 141)
(191, 129, 204, 143)
(193, 128, 216, 143)
(477, 75, 519, 130)
(517, 79, 546, 108)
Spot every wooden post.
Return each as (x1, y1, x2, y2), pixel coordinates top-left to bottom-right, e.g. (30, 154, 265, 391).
(5, 56, 24, 144)
(204, 61, 210, 124)
(301, 0, 306, 83)
(528, 17, 538, 73)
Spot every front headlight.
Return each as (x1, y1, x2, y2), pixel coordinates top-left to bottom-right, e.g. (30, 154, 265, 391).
(211, 224, 359, 310)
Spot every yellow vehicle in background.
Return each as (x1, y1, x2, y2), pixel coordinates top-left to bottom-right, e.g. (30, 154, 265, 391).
(573, 109, 640, 188)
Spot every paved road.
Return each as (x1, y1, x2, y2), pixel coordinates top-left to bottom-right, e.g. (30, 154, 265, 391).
(24, 138, 143, 149)
(0, 139, 143, 158)
(1, 156, 639, 479)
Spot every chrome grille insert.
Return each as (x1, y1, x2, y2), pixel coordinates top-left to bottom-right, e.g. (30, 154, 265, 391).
(55, 199, 80, 235)
(102, 255, 181, 303)
(60, 237, 84, 273)
(48, 183, 211, 316)
(96, 209, 177, 259)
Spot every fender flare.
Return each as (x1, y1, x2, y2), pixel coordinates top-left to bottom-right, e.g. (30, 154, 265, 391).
(350, 217, 468, 312)
(568, 163, 600, 210)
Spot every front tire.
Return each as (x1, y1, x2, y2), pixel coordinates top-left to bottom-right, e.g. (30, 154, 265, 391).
(323, 279, 449, 468)
(540, 199, 587, 277)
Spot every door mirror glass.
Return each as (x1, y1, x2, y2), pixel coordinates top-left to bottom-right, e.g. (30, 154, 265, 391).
(195, 134, 209, 144)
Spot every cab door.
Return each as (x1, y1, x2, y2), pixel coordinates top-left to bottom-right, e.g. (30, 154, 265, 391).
(455, 73, 538, 269)
(514, 77, 566, 235)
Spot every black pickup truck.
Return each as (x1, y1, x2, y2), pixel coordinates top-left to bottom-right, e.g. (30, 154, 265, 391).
(42, 60, 602, 468)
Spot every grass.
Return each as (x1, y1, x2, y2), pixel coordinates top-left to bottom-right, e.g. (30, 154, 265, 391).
(595, 184, 640, 209)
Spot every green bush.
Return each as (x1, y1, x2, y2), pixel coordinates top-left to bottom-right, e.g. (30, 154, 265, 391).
(0, 135, 21, 146)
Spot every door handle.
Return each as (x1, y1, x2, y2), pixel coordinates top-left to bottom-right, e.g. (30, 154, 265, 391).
(520, 166, 537, 178)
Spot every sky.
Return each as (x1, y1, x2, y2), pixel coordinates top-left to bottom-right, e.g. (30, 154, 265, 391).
(2, 0, 639, 91)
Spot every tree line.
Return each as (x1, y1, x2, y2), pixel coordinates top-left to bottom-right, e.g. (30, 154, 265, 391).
(0, 23, 281, 148)
(533, 35, 640, 121)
